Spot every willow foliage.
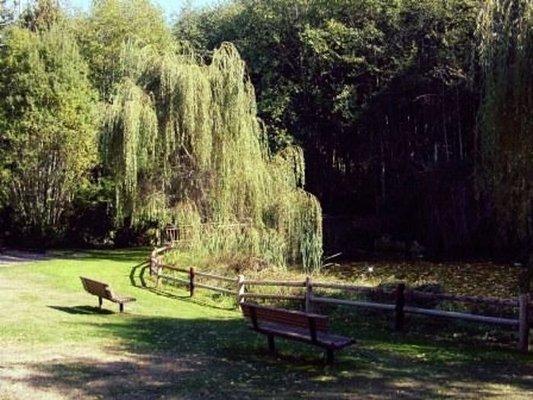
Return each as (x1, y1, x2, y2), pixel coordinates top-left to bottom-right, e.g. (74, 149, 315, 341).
(476, 0, 532, 245)
(103, 42, 323, 271)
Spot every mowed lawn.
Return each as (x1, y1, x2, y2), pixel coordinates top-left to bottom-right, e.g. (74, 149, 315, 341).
(0, 250, 532, 399)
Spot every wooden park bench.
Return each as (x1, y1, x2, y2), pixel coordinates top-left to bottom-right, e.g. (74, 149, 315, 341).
(241, 303, 354, 363)
(80, 277, 136, 313)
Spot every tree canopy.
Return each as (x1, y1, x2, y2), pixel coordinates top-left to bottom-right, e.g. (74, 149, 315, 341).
(175, 0, 531, 256)
(102, 40, 322, 270)
(0, 24, 98, 241)
(0, 0, 530, 265)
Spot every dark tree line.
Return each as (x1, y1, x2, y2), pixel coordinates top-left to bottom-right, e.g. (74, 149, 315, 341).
(176, 0, 532, 259)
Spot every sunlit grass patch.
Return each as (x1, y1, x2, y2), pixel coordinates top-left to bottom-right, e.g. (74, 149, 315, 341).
(0, 249, 531, 399)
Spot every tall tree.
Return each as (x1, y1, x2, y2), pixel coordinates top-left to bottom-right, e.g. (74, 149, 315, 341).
(103, 41, 323, 270)
(21, 0, 60, 31)
(0, 25, 99, 242)
(476, 0, 532, 253)
(76, 0, 173, 99)
(175, 0, 482, 254)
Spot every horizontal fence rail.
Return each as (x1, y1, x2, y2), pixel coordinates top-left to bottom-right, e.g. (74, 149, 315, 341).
(195, 271, 237, 283)
(311, 296, 396, 311)
(149, 246, 532, 353)
(242, 293, 305, 301)
(402, 305, 520, 326)
(244, 280, 306, 287)
(312, 281, 377, 293)
(158, 275, 189, 286)
(406, 291, 519, 307)
(194, 282, 237, 295)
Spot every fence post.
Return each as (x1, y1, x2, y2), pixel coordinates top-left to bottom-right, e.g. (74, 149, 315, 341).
(189, 267, 195, 297)
(149, 249, 155, 276)
(395, 283, 406, 331)
(305, 276, 313, 313)
(237, 274, 245, 306)
(156, 263, 162, 288)
(518, 293, 529, 353)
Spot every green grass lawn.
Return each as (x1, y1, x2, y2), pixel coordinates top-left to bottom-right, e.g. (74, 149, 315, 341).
(0, 249, 532, 399)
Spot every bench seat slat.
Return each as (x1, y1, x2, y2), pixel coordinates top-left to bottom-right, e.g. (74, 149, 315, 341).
(251, 322, 354, 349)
(108, 296, 136, 304)
(242, 303, 329, 331)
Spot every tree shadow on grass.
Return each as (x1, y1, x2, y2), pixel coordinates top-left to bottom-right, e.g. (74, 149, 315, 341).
(129, 263, 236, 311)
(4, 313, 533, 399)
(47, 305, 114, 315)
(54, 248, 150, 264)
(129, 262, 149, 288)
(143, 288, 237, 311)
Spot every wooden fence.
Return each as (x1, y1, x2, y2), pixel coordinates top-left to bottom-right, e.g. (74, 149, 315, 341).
(148, 246, 532, 353)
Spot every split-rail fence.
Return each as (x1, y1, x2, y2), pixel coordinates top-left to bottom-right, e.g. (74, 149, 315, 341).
(148, 245, 532, 353)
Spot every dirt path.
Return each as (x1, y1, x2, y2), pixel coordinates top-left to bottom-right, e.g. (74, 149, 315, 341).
(0, 345, 200, 400)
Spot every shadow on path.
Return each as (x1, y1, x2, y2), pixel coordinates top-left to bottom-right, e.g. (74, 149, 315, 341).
(4, 260, 531, 399)
(129, 262, 149, 288)
(53, 248, 150, 264)
(3, 314, 533, 399)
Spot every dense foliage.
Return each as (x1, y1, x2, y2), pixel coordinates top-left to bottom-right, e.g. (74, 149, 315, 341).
(0, 25, 98, 243)
(0, 0, 530, 267)
(75, 0, 173, 98)
(476, 0, 532, 251)
(0, 1, 17, 29)
(103, 41, 322, 269)
(175, 0, 531, 257)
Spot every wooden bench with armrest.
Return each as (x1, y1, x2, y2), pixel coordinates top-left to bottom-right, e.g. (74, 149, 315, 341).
(241, 302, 354, 363)
(80, 277, 136, 313)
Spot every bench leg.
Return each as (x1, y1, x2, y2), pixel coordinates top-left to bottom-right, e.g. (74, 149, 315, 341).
(326, 348, 334, 364)
(267, 335, 275, 355)
(119, 303, 124, 313)
(98, 297, 102, 309)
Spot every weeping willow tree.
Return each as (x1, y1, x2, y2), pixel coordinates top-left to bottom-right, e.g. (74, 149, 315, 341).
(103, 41, 322, 271)
(476, 0, 532, 250)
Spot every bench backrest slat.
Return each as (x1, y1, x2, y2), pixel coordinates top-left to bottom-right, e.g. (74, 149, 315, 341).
(241, 303, 329, 332)
(80, 277, 115, 299)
